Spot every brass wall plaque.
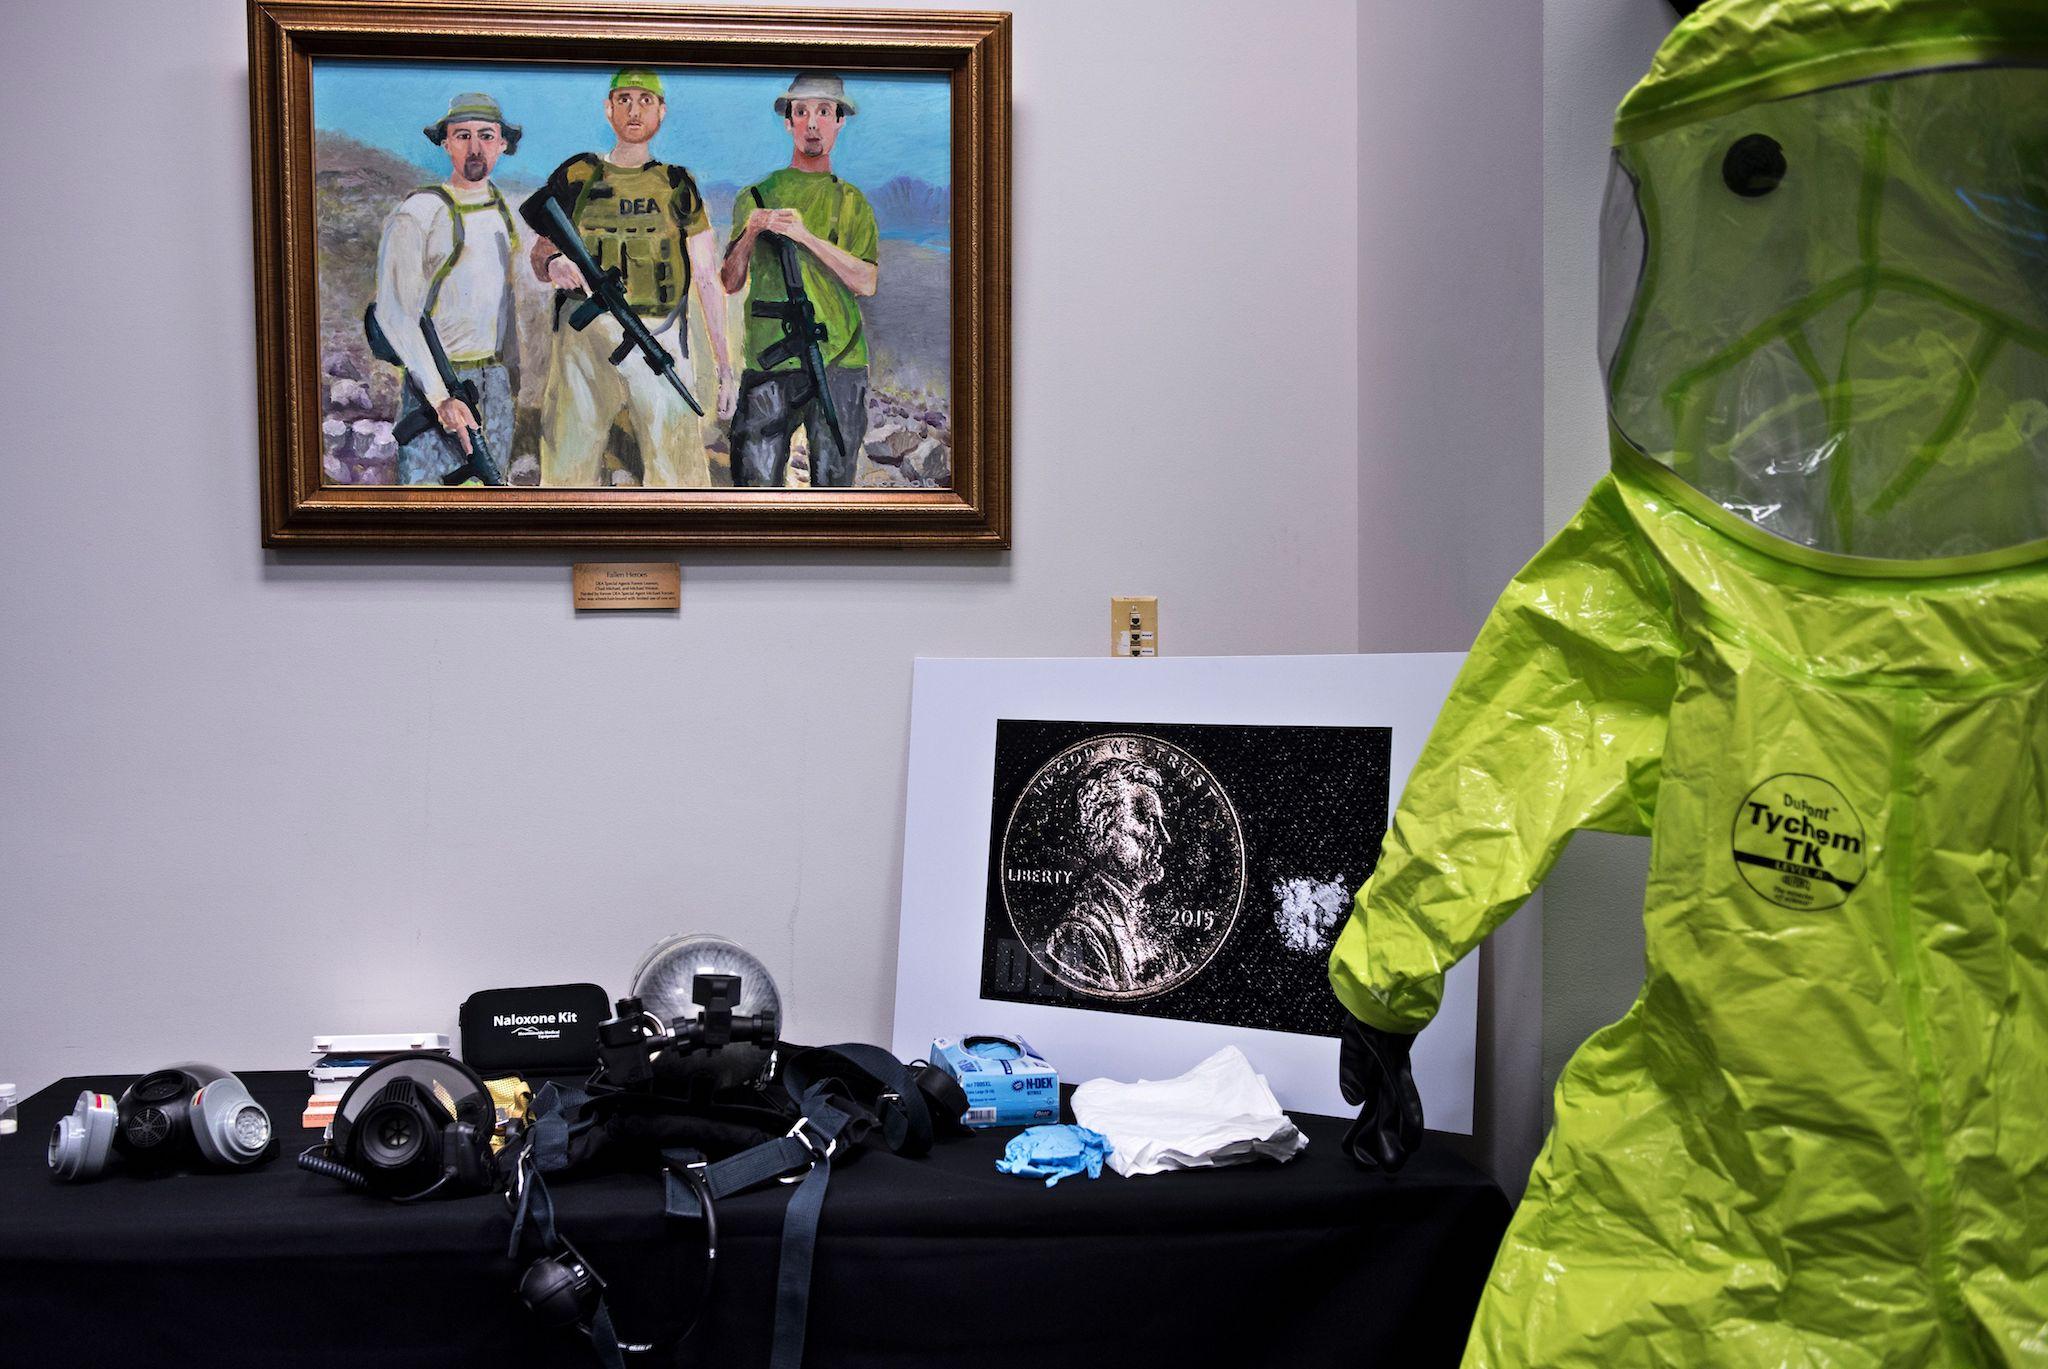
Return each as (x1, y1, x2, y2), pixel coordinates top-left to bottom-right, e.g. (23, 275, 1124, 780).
(574, 563, 679, 610)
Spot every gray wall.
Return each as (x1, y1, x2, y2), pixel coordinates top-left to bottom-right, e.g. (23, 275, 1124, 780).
(0, 1, 1366, 1090)
(1539, 0, 1673, 1101)
(0, 0, 1563, 1197)
(1358, 0, 1547, 1192)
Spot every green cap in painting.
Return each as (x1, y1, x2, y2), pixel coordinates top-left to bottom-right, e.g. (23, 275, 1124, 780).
(610, 68, 666, 99)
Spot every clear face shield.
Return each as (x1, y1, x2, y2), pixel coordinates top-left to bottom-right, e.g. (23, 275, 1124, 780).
(1601, 66, 2048, 562)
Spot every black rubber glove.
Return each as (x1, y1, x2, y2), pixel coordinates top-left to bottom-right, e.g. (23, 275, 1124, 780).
(1338, 1014, 1424, 1174)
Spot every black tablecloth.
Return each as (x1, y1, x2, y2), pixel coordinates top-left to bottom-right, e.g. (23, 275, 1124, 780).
(0, 1071, 1509, 1368)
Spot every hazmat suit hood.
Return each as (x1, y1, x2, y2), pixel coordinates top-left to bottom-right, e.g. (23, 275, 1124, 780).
(1330, 3, 2048, 1364)
(1601, 0, 2048, 569)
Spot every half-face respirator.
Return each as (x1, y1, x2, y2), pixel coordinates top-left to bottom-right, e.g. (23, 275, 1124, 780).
(48, 1064, 274, 1181)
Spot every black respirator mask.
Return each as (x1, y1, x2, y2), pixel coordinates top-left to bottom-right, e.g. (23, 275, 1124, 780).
(298, 1052, 499, 1201)
(48, 1064, 275, 1181)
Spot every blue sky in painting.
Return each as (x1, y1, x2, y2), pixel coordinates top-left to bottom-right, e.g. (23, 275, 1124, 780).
(312, 59, 950, 188)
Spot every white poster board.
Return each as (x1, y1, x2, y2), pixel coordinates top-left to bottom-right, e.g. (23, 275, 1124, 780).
(891, 654, 1475, 1130)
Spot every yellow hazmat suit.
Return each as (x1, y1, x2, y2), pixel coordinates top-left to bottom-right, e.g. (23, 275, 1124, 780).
(1330, 2, 2048, 1363)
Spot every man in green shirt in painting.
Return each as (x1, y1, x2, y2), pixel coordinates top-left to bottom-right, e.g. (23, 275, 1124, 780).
(720, 73, 879, 488)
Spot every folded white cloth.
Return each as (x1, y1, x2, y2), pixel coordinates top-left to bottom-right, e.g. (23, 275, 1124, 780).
(1070, 1046, 1309, 1177)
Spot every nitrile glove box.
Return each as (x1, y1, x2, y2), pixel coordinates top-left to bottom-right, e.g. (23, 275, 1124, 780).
(930, 1035, 1061, 1128)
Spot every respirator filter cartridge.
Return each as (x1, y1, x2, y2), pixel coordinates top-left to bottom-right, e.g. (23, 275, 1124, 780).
(48, 1091, 120, 1182)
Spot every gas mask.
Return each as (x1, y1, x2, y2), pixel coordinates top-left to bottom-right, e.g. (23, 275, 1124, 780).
(48, 1064, 274, 1181)
(299, 1051, 500, 1201)
(1602, 64, 2048, 563)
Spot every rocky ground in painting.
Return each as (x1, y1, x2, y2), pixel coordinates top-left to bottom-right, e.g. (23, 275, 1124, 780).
(318, 348, 402, 485)
(313, 131, 950, 488)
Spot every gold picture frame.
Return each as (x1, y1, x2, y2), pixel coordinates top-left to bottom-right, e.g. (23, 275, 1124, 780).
(249, 0, 1010, 547)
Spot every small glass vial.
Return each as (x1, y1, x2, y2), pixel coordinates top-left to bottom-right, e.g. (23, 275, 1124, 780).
(0, 1084, 16, 1136)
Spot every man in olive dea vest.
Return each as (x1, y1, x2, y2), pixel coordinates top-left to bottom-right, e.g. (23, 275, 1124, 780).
(720, 73, 880, 488)
(373, 92, 522, 485)
(520, 69, 736, 488)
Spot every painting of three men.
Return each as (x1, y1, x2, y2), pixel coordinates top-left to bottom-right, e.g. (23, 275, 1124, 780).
(312, 59, 952, 492)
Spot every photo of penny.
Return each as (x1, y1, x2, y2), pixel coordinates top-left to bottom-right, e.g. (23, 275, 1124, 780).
(981, 719, 1392, 1035)
(999, 733, 1246, 1001)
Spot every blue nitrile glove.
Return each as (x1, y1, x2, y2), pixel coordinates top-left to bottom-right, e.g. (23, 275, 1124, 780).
(966, 1038, 1024, 1062)
(996, 1125, 1109, 1187)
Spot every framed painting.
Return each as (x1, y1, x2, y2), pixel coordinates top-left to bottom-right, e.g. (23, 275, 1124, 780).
(249, 0, 1010, 548)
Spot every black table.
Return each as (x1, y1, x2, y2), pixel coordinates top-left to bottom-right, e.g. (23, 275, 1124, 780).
(0, 1071, 1508, 1368)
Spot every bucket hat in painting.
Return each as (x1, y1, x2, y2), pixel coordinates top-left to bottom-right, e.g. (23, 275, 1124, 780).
(774, 72, 857, 118)
(423, 92, 522, 154)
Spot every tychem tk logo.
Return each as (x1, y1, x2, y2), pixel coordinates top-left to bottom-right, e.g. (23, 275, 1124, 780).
(1732, 774, 1866, 910)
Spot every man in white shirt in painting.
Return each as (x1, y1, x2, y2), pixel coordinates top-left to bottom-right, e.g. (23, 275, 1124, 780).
(371, 92, 523, 485)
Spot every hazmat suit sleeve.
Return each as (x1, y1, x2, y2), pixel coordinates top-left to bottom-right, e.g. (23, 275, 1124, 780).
(1330, 477, 1681, 1034)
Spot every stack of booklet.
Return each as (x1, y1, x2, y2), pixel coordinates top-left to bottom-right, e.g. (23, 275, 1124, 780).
(302, 1031, 451, 1131)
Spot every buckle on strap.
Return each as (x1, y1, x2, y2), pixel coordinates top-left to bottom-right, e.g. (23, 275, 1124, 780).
(504, 1145, 535, 1214)
(875, 1088, 909, 1144)
(664, 1153, 714, 1220)
(778, 1116, 839, 1184)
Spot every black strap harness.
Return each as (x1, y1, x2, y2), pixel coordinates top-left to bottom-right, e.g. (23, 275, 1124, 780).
(508, 1043, 965, 1369)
